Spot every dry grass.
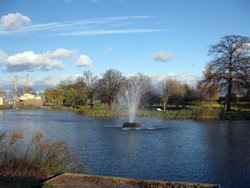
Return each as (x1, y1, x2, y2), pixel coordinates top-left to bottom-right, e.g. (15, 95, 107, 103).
(0, 131, 79, 180)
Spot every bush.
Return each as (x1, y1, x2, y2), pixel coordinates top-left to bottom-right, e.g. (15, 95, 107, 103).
(161, 107, 221, 120)
(0, 131, 79, 180)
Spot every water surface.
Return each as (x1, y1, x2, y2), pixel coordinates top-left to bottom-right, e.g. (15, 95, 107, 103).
(0, 110, 249, 188)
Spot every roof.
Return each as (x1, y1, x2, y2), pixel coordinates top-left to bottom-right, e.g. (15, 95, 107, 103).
(19, 93, 35, 101)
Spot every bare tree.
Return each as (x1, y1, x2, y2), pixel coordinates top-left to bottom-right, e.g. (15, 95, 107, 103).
(82, 71, 98, 109)
(96, 69, 125, 110)
(124, 73, 153, 107)
(197, 80, 219, 106)
(203, 35, 250, 111)
(160, 78, 183, 110)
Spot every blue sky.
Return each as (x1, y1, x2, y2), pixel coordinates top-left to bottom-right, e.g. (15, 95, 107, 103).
(0, 0, 250, 92)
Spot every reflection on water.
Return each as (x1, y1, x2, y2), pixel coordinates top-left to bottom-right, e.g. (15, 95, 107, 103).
(0, 110, 250, 188)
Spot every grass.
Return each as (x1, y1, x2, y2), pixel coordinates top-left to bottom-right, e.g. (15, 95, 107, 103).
(0, 131, 80, 187)
(11, 100, 249, 120)
(76, 101, 250, 120)
(15, 105, 42, 110)
(0, 106, 9, 110)
(160, 107, 220, 120)
(141, 107, 250, 120)
(185, 101, 222, 107)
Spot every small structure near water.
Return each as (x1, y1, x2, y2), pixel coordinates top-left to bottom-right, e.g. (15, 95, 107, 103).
(41, 173, 220, 188)
(0, 91, 8, 108)
(123, 122, 141, 128)
(19, 93, 43, 108)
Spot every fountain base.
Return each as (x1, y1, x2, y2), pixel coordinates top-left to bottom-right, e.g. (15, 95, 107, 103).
(123, 122, 141, 128)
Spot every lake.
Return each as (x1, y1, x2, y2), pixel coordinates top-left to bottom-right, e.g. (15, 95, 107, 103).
(0, 110, 249, 188)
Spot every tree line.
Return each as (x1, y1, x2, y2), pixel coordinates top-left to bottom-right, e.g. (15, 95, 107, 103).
(44, 35, 250, 111)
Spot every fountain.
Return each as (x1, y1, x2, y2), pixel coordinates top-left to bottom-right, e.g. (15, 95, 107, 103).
(122, 122, 141, 128)
(119, 74, 149, 128)
(121, 87, 141, 128)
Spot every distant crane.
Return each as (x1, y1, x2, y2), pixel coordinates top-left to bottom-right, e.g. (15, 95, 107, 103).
(25, 72, 29, 93)
(14, 75, 18, 98)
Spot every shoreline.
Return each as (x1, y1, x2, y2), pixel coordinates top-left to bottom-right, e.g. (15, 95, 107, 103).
(41, 172, 220, 188)
(1, 106, 250, 120)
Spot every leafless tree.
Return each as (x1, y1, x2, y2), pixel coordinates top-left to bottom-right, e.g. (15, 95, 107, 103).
(96, 69, 125, 110)
(197, 80, 219, 106)
(159, 78, 183, 110)
(203, 35, 250, 111)
(124, 73, 153, 106)
(82, 71, 98, 109)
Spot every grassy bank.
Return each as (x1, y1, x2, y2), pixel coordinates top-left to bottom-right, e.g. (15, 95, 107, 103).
(42, 173, 220, 188)
(160, 108, 221, 120)
(142, 107, 250, 120)
(77, 109, 127, 117)
(5, 101, 250, 120)
(77, 106, 250, 120)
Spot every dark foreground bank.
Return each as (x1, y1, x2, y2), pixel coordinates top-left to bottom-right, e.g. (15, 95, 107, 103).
(41, 173, 220, 188)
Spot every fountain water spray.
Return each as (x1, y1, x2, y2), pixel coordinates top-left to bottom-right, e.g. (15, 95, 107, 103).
(119, 74, 149, 128)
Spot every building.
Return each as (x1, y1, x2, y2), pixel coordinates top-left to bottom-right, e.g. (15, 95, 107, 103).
(19, 93, 43, 108)
(0, 91, 9, 108)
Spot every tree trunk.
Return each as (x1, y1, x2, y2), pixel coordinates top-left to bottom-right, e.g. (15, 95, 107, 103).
(227, 78, 232, 111)
(90, 96, 94, 109)
(163, 102, 166, 111)
(112, 100, 116, 110)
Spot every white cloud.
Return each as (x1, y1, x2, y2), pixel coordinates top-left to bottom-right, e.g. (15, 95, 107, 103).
(76, 55, 93, 67)
(30, 73, 81, 89)
(243, 43, 250, 50)
(0, 48, 78, 72)
(4, 51, 63, 72)
(0, 73, 82, 92)
(48, 48, 77, 59)
(0, 15, 169, 36)
(153, 51, 176, 62)
(60, 73, 82, 82)
(0, 12, 31, 31)
(149, 73, 201, 87)
(60, 29, 163, 36)
(0, 51, 6, 61)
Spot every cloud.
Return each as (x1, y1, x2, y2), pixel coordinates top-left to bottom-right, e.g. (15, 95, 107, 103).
(76, 55, 93, 67)
(0, 51, 6, 61)
(30, 73, 82, 90)
(0, 12, 31, 31)
(243, 43, 250, 50)
(59, 29, 163, 36)
(153, 51, 176, 62)
(1, 73, 82, 93)
(49, 48, 77, 59)
(150, 73, 202, 87)
(167, 72, 202, 86)
(0, 48, 77, 72)
(0, 15, 169, 36)
(4, 51, 63, 72)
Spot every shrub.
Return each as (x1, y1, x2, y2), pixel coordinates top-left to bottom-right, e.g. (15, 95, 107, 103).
(161, 107, 221, 120)
(0, 131, 79, 180)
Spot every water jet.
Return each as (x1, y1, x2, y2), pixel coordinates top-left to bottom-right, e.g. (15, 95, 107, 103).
(119, 74, 149, 128)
